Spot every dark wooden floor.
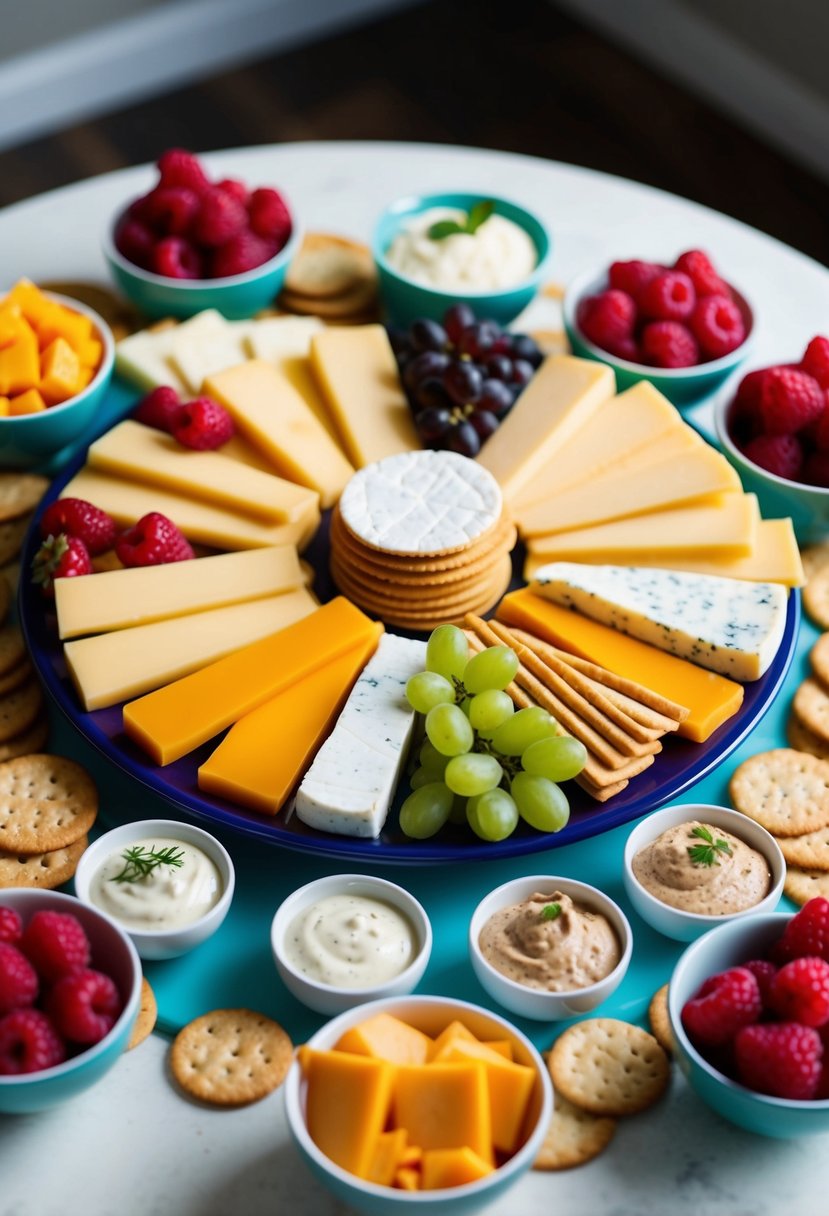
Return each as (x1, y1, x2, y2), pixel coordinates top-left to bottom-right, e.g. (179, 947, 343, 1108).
(2, 0, 828, 266)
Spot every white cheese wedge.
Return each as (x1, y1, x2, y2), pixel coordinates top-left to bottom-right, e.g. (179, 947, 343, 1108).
(531, 562, 788, 681)
(245, 315, 324, 362)
(168, 328, 248, 394)
(295, 634, 426, 837)
(114, 309, 227, 392)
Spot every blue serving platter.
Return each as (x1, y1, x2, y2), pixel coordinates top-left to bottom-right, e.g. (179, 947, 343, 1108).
(19, 380, 801, 864)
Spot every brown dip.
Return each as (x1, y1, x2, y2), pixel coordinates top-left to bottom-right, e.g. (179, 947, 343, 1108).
(478, 891, 621, 993)
(632, 819, 771, 915)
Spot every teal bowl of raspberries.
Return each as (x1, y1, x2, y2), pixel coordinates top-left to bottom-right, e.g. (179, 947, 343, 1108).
(104, 148, 301, 321)
(0, 889, 142, 1112)
(668, 904, 829, 1138)
(563, 251, 753, 405)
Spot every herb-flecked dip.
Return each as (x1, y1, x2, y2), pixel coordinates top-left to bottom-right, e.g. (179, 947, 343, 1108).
(478, 891, 621, 992)
(89, 837, 222, 931)
(632, 820, 771, 915)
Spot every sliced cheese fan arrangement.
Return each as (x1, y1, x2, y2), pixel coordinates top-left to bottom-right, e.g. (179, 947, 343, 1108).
(29, 297, 802, 847)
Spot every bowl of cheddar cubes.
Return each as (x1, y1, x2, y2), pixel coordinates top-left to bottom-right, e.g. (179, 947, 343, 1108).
(0, 280, 115, 468)
(284, 994, 552, 1215)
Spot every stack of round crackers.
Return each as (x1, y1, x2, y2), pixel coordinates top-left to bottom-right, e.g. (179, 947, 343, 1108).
(331, 450, 516, 631)
(279, 233, 379, 324)
(0, 755, 96, 890)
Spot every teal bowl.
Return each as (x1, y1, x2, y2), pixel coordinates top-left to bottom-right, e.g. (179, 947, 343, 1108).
(668, 913, 829, 1138)
(284, 994, 552, 1215)
(0, 292, 114, 469)
(0, 888, 142, 1113)
(103, 206, 301, 321)
(372, 191, 551, 328)
(563, 269, 753, 406)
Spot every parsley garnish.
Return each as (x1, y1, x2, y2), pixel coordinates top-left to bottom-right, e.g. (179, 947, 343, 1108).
(110, 844, 185, 884)
(687, 825, 733, 868)
(428, 200, 495, 240)
(540, 902, 562, 921)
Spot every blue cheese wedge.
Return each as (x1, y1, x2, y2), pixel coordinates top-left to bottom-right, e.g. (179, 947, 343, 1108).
(531, 562, 788, 681)
(295, 634, 426, 837)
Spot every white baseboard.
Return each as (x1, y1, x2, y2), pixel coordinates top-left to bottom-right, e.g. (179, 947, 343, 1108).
(553, 0, 829, 184)
(0, 0, 420, 153)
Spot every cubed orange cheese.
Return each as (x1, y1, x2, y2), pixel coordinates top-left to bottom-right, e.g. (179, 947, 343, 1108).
(123, 597, 377, 764)
(0, 329, 39, 395)
(40, 337, 82, 405)
(6, 280, 54, 329)
(392, 1064, 492, 1162)
(75, 335, 103, 368)
(0, 306, 25, 348)
(482, 1040, 513, 1060)
(36, 300, 93, 350)
(497, 588, 743, 742)
(198, 623, 383, 814)
(429, 1038, 535, 1154)
(421, 1147, 494, 1190)
(335, 1013, 434, 1067)
(8, 388, 46, 415)
(303, 1049, 395, 1179)
(393, 1167, 421, 1191)
(427, 1020, 478, 1060)
(367, 1129, 410, 1187)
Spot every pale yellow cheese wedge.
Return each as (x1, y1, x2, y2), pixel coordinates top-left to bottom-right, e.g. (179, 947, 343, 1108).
(115, 309, 227, 392)
(476, 356, 615, 501)
(205, 359, 355, 508)
(309, 324, 419, 466)
(515, 444, 741, 537)
(88, 420, 319, 524)
(55, 545, 303, 640)
(62, 468, 320, 552)
(523, 492, 758, 563)
(279, 355, 344, 446)
(65, 587, 317, 711)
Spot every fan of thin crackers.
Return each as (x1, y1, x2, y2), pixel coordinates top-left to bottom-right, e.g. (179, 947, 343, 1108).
(279, 233, 380, 324)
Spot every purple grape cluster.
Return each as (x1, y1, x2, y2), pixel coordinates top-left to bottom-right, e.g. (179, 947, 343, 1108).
(389, 305, 543, 457)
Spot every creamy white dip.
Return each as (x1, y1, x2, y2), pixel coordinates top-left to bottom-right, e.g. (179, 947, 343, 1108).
(283, 893, 416, 988)
(89, 836, 222, 931)
(385, 207, 537, 291)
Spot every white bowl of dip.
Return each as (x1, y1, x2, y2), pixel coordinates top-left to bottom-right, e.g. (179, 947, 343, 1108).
(74, 818, 235, 960)
(469, 875, 633, 1021)
(271, 874, 432, 1016)
(623, 802, 785, 942)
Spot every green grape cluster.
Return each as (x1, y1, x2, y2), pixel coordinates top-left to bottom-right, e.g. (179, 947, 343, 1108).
(401, 624, 587, 842)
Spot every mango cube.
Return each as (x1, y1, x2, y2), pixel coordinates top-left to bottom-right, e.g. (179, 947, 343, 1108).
(0, 330, 40, 396)
(9, 389, 46, 415)
(40, 337, 82, 405)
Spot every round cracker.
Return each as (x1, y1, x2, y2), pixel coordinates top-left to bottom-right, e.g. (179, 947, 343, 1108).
(0, 626, 26, 678)
(170, 1008, 293, 1106)
(787, 715, 829, 761)
(792, 677, 829, 744)
(548, 1018, 670, 1117)
(0, 576, 10, 627)
(0, 833, 87, 889)
(0, 714, 49, 762)
(647, 984, 676, 1056)
(330, 552, 512, 613)
(533, 1088, 616, 1171)
(776, 825, 829, 871)
(0, 679, 43, 744)
(729, 748, 829, 837)
(0, 754, 98, 854)
(283, 233, 376, 299)
(802, 543, 829, 582)
(0, 658, 32, 698)
(810, 632, 829, 688)
(0, 474, 48, 523)
(128, 977, 158, 1050)
(0, 516, 31, 566)
(331, 505, 515, 573)
(784, 867, 829, 906)
(803, 565, 829, 630)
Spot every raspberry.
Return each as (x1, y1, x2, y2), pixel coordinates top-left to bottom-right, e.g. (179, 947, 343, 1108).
(39, 498, 117, 557)
(674, 250, 728, 298)
(116, 512, 195, 567)
(742, 958, 777, 1005)
(31, 534, 93, 596)
(152, 236, 204, 280)
(577, 290, 636, 358)
(46, 968, 122, 1046)
(210, 230, 276, 278)
(156, 148, 210, 195)
(139, 185, 201, 236)
(803, 451, 829, 489)
(0, 906, 23, 945)
(0, 942, 38, 1015)
(607, 259, 661, 303)
(780, 898, 829, 963)
(217, 178, 249, 206)
(134, 385, 183, 433)
(802, 336, 829, 389)
(735, 1022, 822, 1100)
(639, 270, 696, 322)
(769, 956, 829, 1027)
(690, 294, 746, 359)
(0, 1008, 66, 1075)
(171, 396, 235, 450)
(813, 402, 829, 452)
(191, 186, 248, 248)
(640, 320, 699, 368)
(759, 367, 824, 435)
(728, 369, 769, 443)
(681, 966, 762, 1047)
(114, 218, 155, 270)
(742, 433, 803, 481)
(248, 188, 292, 247)
(20, 910, 90, 983)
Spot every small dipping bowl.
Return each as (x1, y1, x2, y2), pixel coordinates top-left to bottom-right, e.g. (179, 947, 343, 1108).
(0, 888, 141, 1113)
(469, 874, 632, 1021)
(271, 873, 432, 1016)
(623, 802, 785, 942)
(74, 817, 234, 961)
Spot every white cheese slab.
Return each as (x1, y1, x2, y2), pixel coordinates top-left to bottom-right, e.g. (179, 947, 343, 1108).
(245, 315, 323, 362)
(115, 309, 228, 393)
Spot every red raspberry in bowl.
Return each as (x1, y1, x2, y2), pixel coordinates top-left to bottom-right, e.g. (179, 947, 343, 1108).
(216, 178, 249, 206)
(769, 957, 829, 1027)
(742, 958, 777, 1006)
(801, 336, 829, 390)
(156, 147, 210, 195)
(735, 1022, 823, 1101)
(742, 433, 803, 481)
(248, 187, 292, 247)
(690, 294, 746, 359)
(21, 910, 91, 984)
(779, 898, 829, 963)
(0, 906, 22, 945)
(152, 236, 204, 280)
(134, 385, 183, 433)
(0, 1008, 66, 1075)
(803, 450, 829, 489)
(759, 367, 824, 435)
(46, 968, 122, 1046)
(640, 320, 700, 369)
(172, 397, 235, 450)
(40, 498, 117, 557)
(681, 966, 762, 1047)
(639, 270, 696, 322)
(114, 218, 155, 270)
(0, 942, 39, 1015)
(116, 512, 194, 567)
(674, 249, 729, 298)
(191, 185, 248, 248)
(578, 289, 636, 358)
(607, 259, 661, 303)
(140, 185, 201, 236)
(210, 230, 277, 279)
